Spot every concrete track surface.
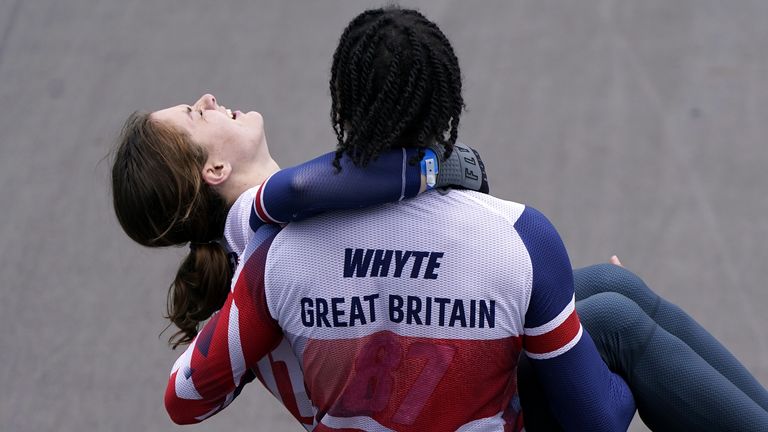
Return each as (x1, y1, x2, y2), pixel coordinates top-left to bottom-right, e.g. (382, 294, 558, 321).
(1, 1, 767, 431)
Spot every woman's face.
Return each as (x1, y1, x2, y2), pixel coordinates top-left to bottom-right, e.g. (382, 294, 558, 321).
(151, 94, 267, 169)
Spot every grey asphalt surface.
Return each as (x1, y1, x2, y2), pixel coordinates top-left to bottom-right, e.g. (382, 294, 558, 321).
(1, 1, 767, 431)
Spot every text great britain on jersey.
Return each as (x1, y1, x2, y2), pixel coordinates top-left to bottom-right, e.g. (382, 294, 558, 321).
(300, 295, 496, 329)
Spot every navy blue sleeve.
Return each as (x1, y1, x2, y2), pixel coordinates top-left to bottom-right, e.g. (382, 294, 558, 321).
(252, 149, 422, 224)
(515, 207, 635, 431)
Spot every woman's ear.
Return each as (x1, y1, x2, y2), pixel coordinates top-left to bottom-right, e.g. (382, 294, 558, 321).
(201, 161, 232, 186)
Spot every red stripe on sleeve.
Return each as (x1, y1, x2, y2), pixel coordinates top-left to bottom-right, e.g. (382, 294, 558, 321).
(253, 183, 273, 223)
(524, 310, 581, 355)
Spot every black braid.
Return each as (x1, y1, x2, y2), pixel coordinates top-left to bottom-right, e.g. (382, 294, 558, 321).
(330, 6, 464, 169)
(330, 9, 386, 170)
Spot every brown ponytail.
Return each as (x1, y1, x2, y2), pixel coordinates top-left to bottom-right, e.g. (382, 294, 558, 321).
(167, 242, 233, 347)
(111, 111, 233, 348)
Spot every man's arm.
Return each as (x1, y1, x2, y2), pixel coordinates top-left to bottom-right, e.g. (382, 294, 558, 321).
(515, 206, 635, 431)
(164, 228, 283, 424)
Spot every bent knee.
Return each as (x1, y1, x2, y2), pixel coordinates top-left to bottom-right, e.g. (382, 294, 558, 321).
(574, 263, 650, 302)
(578, 292, 657, 372)
(577, 292, 648, 334)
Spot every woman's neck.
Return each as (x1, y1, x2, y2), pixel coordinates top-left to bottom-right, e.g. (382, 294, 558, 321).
(220, 157, 280, 205)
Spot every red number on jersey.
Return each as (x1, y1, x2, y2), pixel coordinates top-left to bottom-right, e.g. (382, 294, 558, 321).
(340, 331, 456, 425)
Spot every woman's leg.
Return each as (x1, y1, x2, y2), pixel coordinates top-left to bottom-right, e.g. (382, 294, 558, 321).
(580, 292, 768, 431)
(574, 263, 768, 411)
(518, 291, 768, 431)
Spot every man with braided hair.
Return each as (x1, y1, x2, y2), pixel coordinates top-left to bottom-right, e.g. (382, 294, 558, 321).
(322, 7, 633, 430)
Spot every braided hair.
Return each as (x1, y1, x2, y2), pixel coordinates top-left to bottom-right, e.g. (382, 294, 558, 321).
(330, 7, 464, 169)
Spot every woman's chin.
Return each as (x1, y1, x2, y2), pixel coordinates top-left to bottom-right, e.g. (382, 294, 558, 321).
(241, 110, 263, 124)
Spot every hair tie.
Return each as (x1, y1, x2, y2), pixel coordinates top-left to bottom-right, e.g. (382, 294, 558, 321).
(189, 240, 219, 252)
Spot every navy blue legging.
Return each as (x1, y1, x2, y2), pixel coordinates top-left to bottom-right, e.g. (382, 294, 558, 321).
(518, 264, 768, 431)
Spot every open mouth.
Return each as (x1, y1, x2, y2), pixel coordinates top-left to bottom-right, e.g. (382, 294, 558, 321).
(219, 104, 237, 119)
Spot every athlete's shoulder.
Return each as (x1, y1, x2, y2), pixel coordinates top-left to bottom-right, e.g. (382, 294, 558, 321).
(439, 189, 530, 226)
(511, 205, 563, 245)
(451, 192, 565, 256)
(224, 186, 261, 256)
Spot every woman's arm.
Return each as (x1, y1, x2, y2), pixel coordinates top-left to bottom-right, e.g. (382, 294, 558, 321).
(253, 143, 487, 224)
(164, 227, 284, 424)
